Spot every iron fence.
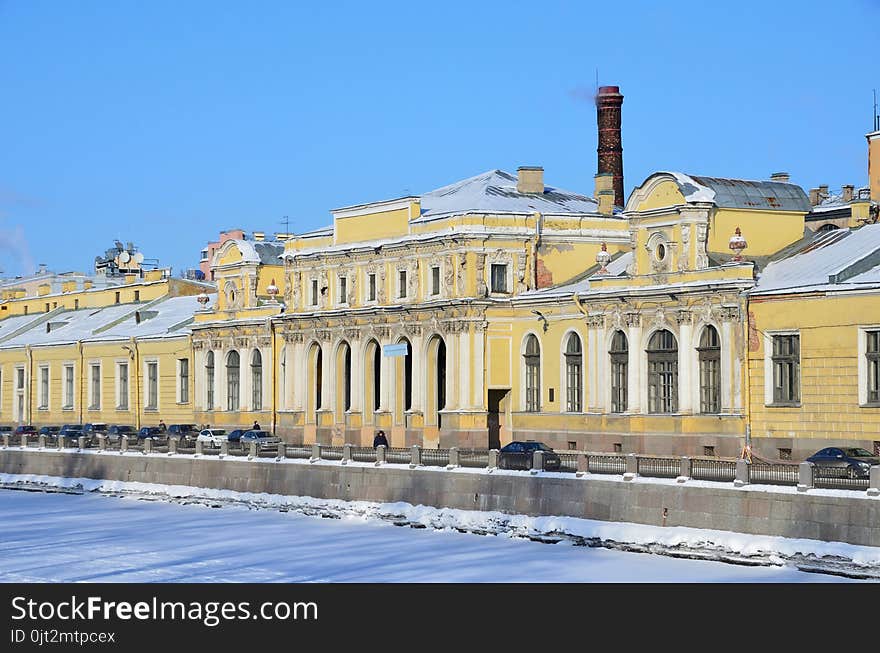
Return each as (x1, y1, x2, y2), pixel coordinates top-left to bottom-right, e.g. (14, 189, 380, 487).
(498, 451, 533, 471)
(637, 456, 681, 479)
(690, 458, 736, 482)
(385, 448, 411, 464)
(587, 454, 626, 475)
(811, 466, 871, 491)
(227, 447, 249, 457)
(351, 447, 377, 463)
(557, 453, 579, 473)
(419, 448, 450, 467)
(459, 449, 489, 468)
(177, 446, 197, 455)
(321, 446, 344, 461)
(749, 462, 799, 486)
(285, 445, 312, 460)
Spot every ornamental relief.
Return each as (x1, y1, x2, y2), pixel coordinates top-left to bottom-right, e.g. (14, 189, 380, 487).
(678, 224, 691, 272)
(475, 253, 487, 297)
(456, 253, 467, 296)
(623, 311, 641, 328)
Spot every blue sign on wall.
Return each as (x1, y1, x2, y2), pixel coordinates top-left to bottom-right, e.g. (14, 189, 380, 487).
(382, 343, 409, 357)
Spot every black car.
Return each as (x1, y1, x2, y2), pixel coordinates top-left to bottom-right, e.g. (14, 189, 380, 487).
(38, 426, 61, 437)
(60, 424, 83, 437)
(806, 447, 880, 479)
(83, 423, 108, 442)
(498, 441, 562, 471)
(137, 426, 164, 441)
(105, 425, 137, 444)
(227, 429, 247, 446)
(167, 424, 198, 443)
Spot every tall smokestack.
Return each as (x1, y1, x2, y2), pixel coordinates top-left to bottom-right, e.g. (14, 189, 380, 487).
(596, 85, 624, 208)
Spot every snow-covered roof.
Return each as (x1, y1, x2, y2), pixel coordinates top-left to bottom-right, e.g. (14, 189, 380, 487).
(415, 169, 600, 220)
(809, 187, 871, 215)
(659, 172, 811, 212)
(220, 240, 284, 266)
(753, 225, 880, 293)
(0, 295, 211, 348)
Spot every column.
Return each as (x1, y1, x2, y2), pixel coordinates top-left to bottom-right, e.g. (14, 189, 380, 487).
(410, 334, 423, 413)
(472, 326, 485, 410)
(457, 329, 471, 409)
(721, 320, 733, 412)
(627, 322, 643, 413)
(678, 321, 693, 414)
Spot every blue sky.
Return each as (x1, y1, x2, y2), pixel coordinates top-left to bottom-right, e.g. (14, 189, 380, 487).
(0, 0, 877, 277)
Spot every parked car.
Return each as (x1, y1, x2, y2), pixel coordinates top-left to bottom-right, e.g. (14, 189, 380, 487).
(13, 425, 37, 436)
(82, 423, 108, 443)
(226, 429, 247, 447)
(60, 424, 83, 437)
(105, 425, 137, 444)
(167, 424, 198, 443)
(0, 425, 13, 434)
(38, 426, 61, 438)
(239, 430, 281, 451)
(137, 426, 164, 441)
(196, 429, 229, 448)
(806, 447, 880, 479)
(498, 441, 561, 471)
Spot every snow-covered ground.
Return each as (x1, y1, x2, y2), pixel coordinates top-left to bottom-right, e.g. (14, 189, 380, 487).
(0, 473, 877, 582)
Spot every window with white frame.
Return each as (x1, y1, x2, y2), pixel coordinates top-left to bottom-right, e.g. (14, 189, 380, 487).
(38, 366, 49, 409)
(205, 351, 215, 410)
(867, 331, 880, 405)
(431, 266, 440, 296)
(398, 270, 407, 299)
(564, 333, 582, 412)
(117, 362, 129, 410)
(490, 264, 508, 293)
(146, 361, 158, 410)
(770, 334, 799, 405)
(368, 273, 376, 302)
(311, 279, 318, 306)
(178, 358, 189, 404)
(89, 364, 101, 410)
(610, 331, 628, 413)
(63, 365, 74, 409)
(251, 350, 262, 411)
(524, 335, 541, 412)
(698, 326, 721, 414)
(647, 330, 678, 413)
(339, 276, 348, 305)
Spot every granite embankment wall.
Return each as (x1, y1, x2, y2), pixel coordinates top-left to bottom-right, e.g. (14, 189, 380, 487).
(2, 449, 879, 547)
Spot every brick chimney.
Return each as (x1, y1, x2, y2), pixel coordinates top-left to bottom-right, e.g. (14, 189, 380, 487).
(517, 166, 544, 194)
(596, 86, 624, 208)
(842, 184, 855, 202)
(809, 188, 821, 206)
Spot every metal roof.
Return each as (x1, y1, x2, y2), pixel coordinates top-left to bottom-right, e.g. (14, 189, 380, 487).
(662, 172, 811, 212)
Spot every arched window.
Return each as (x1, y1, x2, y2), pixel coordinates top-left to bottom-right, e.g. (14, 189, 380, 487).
(647, 330, 678, 413)
(373, 343, 381, 411)
(524, 335, 541, 412)
(564, 333, 582, 412)
(205, 351, 215, 410)
(344, 344, 352, 411)
(817, 223, 839, 232)
(610, 331, 628, 413)
(226, 351, 240, 412)
(698, 326, 721, 414)
(251, 350, 262, 411)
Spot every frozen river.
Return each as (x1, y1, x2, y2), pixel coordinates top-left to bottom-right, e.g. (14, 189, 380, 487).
(0, 488, 862, 583)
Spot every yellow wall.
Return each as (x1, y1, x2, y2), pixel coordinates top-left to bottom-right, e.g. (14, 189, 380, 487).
(334, 203, 414, 245)
(633, 180, 686, 211)
(709, 208, 804, 257)
(748, 292, 880, 447)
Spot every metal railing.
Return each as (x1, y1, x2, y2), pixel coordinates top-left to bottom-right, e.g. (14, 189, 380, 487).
(636, 456, 681, 479)
(750, 462, 799, 486)
(690, 458, 737, 483)
(458, 449, 489, 469)
(811, 466, 871, 491)
(9, 438, 879, 496)
(385, 448, 411, 464)
(588, 454, 626, 475)
(419, 448, 450, 467)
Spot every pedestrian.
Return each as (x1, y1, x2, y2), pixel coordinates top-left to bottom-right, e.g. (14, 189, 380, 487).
(158, 420, 166, 432)
(373, 430, 388, 449)
(253, 420, 261, 431)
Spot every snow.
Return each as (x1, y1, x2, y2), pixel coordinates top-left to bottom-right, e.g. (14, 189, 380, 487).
(0, 473, 876, 582)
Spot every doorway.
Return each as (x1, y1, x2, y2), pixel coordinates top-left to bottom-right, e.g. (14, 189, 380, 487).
(487, 389, 509, 450)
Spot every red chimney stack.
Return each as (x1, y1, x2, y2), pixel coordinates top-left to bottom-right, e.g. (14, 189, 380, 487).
(596, 85, 624, 208)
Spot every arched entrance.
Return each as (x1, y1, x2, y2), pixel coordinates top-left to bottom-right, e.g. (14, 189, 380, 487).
(363, 339, 381, 424)
(425, 336, 446, 428)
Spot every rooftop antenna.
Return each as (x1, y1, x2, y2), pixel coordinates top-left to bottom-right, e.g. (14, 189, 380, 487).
(874, 89, 879, 131)
(279, 215, 290, 237)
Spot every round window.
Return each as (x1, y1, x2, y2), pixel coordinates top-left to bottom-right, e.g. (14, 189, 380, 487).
(656, 243, 666, 261)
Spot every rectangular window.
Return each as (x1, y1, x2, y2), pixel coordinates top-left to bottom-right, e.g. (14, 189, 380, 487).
(63, 366, 74, 409)
(90, 364, 101, 409)
(566, 360, 582, 412)
(491, 264, 508, 293)
(74, 299, 79, 309)
(431, 266, 440, 296)
(339, 276, 347, 304)
(16, 368, 24, 391)
(179, 358, 189, 403)
(118, 363, 129, 410)
(115, 291, 120, 304)
(368, 274, 376, 302)
(146, 362, 158, 410)
(134, 290, 140, 301)
(611, 355, 628, 413)
(771, 334, 800, 405)
(399, 270, 407, 298)
(867, 331, 880, 404)
(648, 358, 678, 413)
(39, 367, 49, 409)
(311, 279, 318, 306)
